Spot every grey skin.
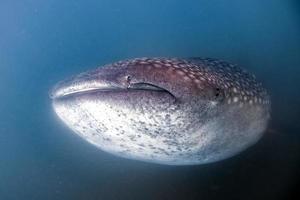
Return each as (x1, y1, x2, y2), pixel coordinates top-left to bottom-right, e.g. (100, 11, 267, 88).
(50, 57, 271, 165)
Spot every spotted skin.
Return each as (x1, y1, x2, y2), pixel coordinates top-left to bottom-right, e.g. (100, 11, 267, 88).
(51, 57, 271, 165)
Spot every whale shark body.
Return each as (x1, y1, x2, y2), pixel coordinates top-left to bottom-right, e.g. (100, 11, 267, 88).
(51, 57, 271, 165)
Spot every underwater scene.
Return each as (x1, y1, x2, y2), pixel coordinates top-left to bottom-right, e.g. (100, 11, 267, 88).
(0, 0, 299, 199)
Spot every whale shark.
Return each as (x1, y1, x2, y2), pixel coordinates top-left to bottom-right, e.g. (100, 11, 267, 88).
(50, 57, 271, 165)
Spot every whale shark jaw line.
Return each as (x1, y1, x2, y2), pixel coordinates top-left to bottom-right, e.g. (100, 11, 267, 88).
(50, 82, 174, 100)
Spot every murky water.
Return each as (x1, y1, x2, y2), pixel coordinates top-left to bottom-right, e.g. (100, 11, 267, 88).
(0, 0, 299, 199)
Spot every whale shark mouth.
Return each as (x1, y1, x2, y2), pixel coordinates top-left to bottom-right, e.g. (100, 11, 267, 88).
(50, 82, 175, 100)
(128, 82, 176, 97)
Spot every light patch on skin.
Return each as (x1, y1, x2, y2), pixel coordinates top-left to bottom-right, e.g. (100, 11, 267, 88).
(166, 67, 174, 73)
(153, 64, 162, 68)
(176, 70, 185, 76)
(182, 68, 189, 73)
(194, 79, 201, 84)
(210, 101, 218, 106)
(233, 97, 239, 103)
(183, 76, 191, 81)
(188, 74, 195, 79)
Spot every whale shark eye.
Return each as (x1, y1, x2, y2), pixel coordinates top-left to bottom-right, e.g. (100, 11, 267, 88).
(126, 75, 132, 83)
(206, 87, 224, 102)
(214, 87, 224, 101)
(215, 88, 221, 97)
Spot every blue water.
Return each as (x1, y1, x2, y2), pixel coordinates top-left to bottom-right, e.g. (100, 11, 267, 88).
(0, 0, 299, 199)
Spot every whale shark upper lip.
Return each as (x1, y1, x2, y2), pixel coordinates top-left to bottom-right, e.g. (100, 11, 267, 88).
(50, 80, 170, 100)
(50, 85, 119, 99)
(49, 81, 117, 99)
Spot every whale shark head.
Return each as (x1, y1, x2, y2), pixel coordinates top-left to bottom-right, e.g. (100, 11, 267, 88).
(51, 57, 270, 165)
(50, 57, 225, 104)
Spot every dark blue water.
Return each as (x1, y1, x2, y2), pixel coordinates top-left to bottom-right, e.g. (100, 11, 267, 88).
(0, 0, 299, 199)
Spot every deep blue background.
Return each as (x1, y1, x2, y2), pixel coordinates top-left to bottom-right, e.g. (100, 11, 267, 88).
(0, 0, 299, 199)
